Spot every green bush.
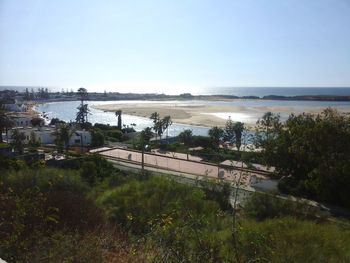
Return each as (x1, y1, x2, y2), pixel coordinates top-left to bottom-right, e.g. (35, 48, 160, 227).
(106, 130, 123, 140)
(81, 154, 115, 182)
(238, 217, 350, 263)
(0, 168, 104, 262)
(25, 226, 145, 263)
(91, 129, 105, 147)
(243, 192, 329, 221)
(97, 176, 220, 235)
(191, 135, 212, 148)
(94, 123, 117, 130)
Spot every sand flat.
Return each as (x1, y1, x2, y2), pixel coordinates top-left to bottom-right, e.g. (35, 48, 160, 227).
(93, 102, 350, 128)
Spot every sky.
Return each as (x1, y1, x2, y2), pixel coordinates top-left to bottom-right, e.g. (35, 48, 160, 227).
(1, 0, 350, 93)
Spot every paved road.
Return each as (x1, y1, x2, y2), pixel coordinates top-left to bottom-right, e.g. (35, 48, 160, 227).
(97, 147, 267, 187)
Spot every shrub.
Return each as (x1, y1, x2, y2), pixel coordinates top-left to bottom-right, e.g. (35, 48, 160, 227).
(191, 135, 211, 148)
(243, 192, 329, 221)
(97, 176, 220, 235)
(91, 129, 105, 147)
(238, 217, 350, 263)
(0, 168, 105, 261)
(106, 130, 123, 140)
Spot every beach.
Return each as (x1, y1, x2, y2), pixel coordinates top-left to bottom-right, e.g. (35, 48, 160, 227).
(92, 101, 350, 128)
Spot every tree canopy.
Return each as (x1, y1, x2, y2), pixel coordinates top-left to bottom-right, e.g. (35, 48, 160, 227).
(255, 109, 350, 208)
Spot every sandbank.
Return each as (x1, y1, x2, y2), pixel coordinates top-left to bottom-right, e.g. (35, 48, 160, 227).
(92, 102, 350, 129)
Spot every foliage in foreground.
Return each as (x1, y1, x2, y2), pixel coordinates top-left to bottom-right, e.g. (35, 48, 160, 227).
(1, 156, 350, 262)
(98, 176, 350, 262)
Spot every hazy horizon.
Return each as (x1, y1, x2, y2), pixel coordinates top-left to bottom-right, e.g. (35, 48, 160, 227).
(1, 85, 350, 97)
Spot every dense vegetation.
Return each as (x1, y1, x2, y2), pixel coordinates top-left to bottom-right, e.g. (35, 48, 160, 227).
(1, 154, 350, 262)
(255, 109, 350, 208)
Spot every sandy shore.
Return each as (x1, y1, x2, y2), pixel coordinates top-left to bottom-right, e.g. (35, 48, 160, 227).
(92, 102, 350, 128)
(93, 103, 246, 127)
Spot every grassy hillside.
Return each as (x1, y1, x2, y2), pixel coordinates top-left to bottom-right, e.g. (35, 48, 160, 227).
(1, 155, 349, 262)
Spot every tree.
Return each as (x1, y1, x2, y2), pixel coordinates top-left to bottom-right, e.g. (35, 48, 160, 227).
(30, 117, 44, 127)
(28, 131, 41, 147)
(30, 88, 35, 100)
(91, 130, 105, 147)
(0, 104, 13, 142)
(49, 118, 65, 126)
(140, 127, 153, 144)
(154, 121, 164, 141)
(54, 123, 74, 153)
(254, 112, 283, 165)
(208, 126, 224, 149)
(150, 112, 162, 141)
(162, 115, 172, 142)
(11, 129, 26, 154)
(76, 88, 90, 125)
(233, 122, 245, 151)
(224, 117, 235, 144)
(24, 88, 30, 100)
(255, 109, 350, 209)
(115, 110, 122, 130)
(150, 112, 160, 124)
(178, 129, 193, 147)
(224, 118, 245, 151)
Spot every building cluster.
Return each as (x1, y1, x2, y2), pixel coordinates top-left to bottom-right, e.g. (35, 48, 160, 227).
(6, 126, 91, 147)
(1, 89, 91, 148)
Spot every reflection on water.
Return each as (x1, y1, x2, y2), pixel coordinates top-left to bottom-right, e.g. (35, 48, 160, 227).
(203, 112, 255, 123)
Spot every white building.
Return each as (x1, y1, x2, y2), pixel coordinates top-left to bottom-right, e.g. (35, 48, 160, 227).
(69, 130, 92, 146)
(3, 103, 28, 112)
(6, 113, 33, 127)
(6, 126, 91, 146)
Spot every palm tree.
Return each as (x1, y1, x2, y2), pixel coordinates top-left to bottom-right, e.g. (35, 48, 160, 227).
(154, 121, 164, 141)
(77, 87, 88, 102)
(179, 129, 193, 147)
(179, 129, 193, 160)
(162, 115, 173, 142)
(0, 115, 13, 143)
(115, 110, 122, 130)
(150, 112, 160, 123)
(150, 112, 160, 141)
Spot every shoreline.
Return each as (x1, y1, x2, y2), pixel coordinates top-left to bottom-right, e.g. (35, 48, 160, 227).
(92, 102, 350, 129)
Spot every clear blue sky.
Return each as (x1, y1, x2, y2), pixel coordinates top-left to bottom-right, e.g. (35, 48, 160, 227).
(1, 0, 350, 92)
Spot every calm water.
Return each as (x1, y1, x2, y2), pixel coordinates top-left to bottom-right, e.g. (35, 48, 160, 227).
(35, 101, 210, 136)
(35, 99, 350, 137)
(197, 87, 350, 96)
